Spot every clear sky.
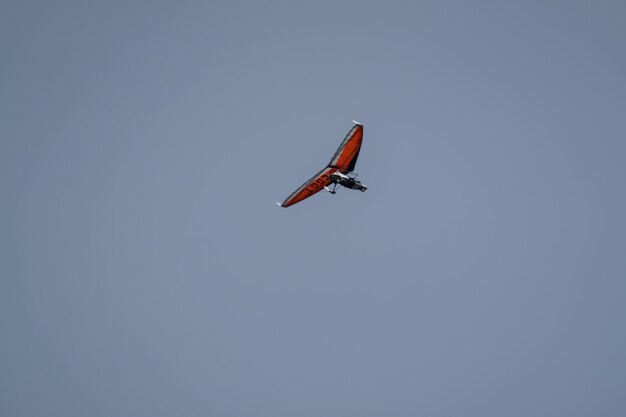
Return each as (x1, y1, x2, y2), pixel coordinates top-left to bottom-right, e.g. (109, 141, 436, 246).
(2, 1, 625, 416)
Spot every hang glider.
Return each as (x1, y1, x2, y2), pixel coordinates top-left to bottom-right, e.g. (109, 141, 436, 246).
(277, 121, 367, 208)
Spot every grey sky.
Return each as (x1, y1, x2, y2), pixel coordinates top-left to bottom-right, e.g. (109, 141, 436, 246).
(2, 1, 625, 416)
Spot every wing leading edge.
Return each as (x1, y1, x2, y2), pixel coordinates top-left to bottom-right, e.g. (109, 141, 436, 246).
(278, 122, 363, 208)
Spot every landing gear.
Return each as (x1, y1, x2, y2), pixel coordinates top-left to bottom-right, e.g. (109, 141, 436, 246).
(324, 183, 338, 194)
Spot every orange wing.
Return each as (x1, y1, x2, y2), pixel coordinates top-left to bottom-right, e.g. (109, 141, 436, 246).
(278, 122, 363, 208)
(278, 167, 338, 208)
(328, 122, 363, 173)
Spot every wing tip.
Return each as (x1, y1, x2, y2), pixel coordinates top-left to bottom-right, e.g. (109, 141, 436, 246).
(276, 201, 283, 207)
(352, 120, 363, 126)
